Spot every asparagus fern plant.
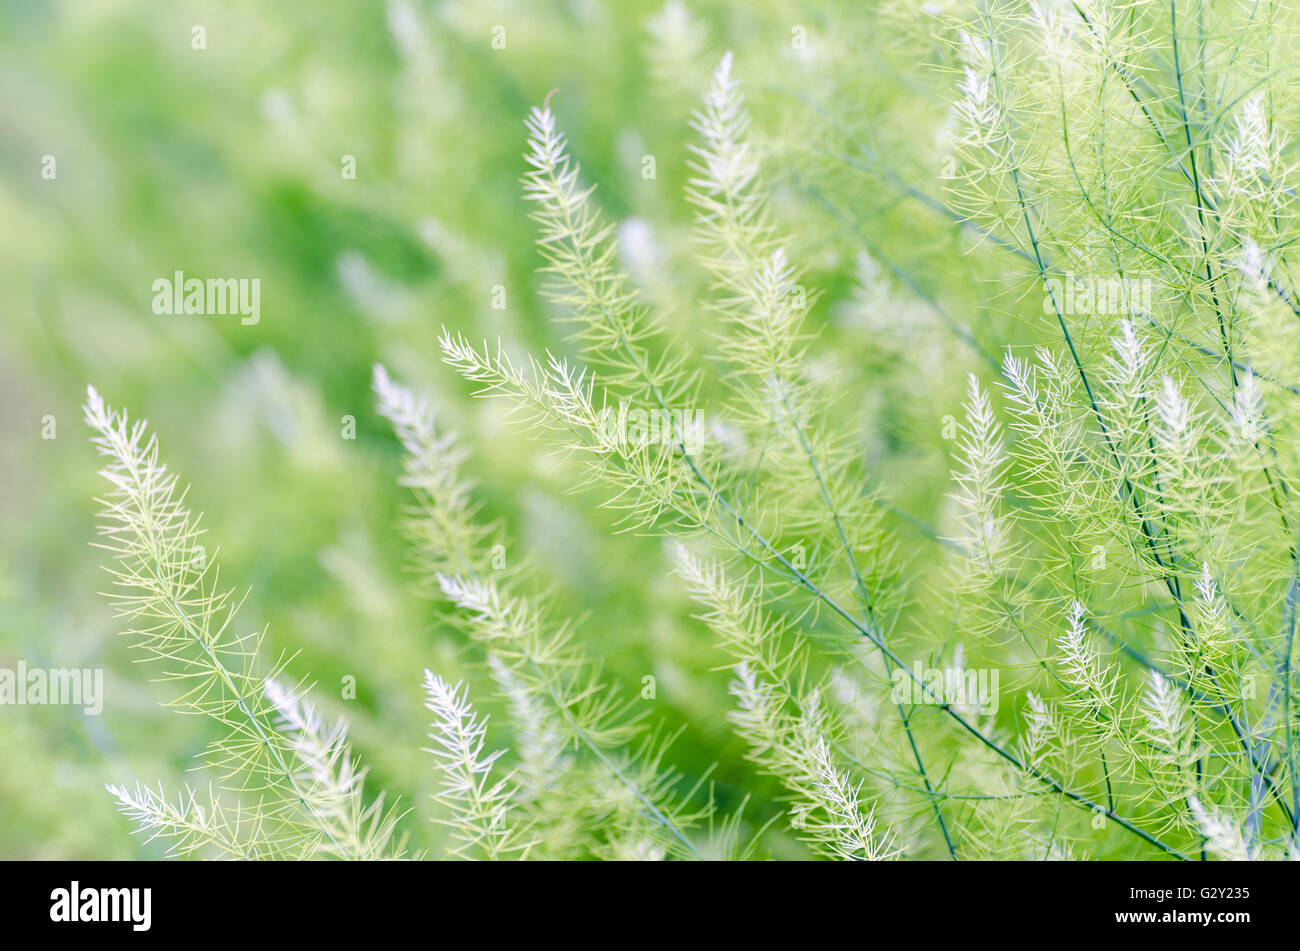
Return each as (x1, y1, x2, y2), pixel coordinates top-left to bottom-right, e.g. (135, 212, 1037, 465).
(86, 0, 1300, 860)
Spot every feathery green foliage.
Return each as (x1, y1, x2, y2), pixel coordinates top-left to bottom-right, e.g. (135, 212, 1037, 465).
(25, 0, 1300, 861)
(85, 387, 400, 860)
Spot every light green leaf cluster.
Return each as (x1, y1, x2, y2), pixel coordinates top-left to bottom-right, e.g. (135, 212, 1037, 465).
(78, 0, 1300, 862)
(85, 388, 400, 860)
(375, 365, 711, 860)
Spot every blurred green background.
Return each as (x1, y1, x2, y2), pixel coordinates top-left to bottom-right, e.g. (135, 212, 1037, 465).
(0, 0, 1021, 858)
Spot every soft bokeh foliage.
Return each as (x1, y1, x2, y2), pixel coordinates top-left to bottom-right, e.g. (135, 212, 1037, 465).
(5, 0, 1300, 859)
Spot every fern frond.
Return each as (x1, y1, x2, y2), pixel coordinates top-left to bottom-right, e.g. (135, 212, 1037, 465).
(523, 102, 695, 409)
(948, 373, 1013, 584)
(727, 663, 896, 860)
(105, 783, 271, 860)
(422, 672, 527, 860)
(264, 679, 402, 860)
(435, 573, 706, 859)
(811, 737, 899, 861)
(377, 366, 708, 859)
(674, 545, 897, 857)
(373, 363, 498, 582)
(85, 386, 397, 859)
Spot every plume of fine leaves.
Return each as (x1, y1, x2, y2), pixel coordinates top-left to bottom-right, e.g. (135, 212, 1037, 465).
(674, 545, 897, 859)
(85, 386, 398, 860)
(422, 672, 528, 859)
(375, 365, 710, 860)
(432, 56, 1219, 861)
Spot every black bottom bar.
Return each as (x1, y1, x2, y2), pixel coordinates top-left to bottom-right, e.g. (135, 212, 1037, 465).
(0, 860, 1274, 938)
